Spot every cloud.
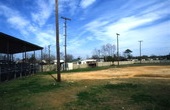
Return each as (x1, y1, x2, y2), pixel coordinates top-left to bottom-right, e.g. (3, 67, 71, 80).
(79, 0, 170, 56)
(7, 16, 30, 35)
(31, 0, 55, 27)
(0, 4, 18, 17)
(0, 4, 31, 35)
(80, 0, 96, 8)
(83, 0, 169, 40)
(0, 1, 57, 46)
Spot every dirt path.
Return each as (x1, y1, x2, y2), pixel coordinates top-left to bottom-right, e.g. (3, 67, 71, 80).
(62, 66, 170, 80)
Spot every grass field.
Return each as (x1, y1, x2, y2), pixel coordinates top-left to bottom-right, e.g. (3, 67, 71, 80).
(0, 65, 170, 110)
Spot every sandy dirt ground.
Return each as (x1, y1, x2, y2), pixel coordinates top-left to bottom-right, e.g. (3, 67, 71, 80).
(62, 66, 170, 80)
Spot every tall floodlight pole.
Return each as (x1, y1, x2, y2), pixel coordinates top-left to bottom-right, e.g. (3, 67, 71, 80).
(48, 45, 51, 64)
(61, 16, 71, 71)
(116, 33, 120, 66)
(55, 0, 61, 82)
(139, 40, 143, 64)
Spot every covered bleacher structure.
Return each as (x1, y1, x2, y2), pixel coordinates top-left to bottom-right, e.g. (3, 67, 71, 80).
(0, 32, 43, 82)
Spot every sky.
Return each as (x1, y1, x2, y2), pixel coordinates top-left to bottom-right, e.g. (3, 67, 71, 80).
(0, 0, 170, 59)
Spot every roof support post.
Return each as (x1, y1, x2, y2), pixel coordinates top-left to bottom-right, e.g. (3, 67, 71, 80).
(0, 66, 1, 82)
(6, 41, 9, 81)
(41, 49, 43, 72)
(33, 51, 36, 74)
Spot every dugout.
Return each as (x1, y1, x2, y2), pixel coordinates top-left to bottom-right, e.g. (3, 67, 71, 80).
(0, 32, 43, 82)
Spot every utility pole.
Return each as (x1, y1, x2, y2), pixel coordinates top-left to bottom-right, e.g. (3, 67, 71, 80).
(98, 50, 100, 62)
(139, 40, 143, 64)
(61, 16, 71, 71)
(48, 45, 51, 64)
(55, 0, 61, 82)
(116, 33, 120, 66)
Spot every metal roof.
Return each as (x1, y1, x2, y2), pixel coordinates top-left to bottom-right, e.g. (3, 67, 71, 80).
(0, 32, 43, 54)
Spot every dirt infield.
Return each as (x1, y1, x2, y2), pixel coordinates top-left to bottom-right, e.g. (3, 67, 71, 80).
(62, 66, 170, 80)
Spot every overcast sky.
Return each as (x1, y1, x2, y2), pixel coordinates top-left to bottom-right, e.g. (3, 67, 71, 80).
(0, 0, 170, 58)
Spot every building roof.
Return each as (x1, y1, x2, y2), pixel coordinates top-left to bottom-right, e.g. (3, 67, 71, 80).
(0, 32, 43, 54)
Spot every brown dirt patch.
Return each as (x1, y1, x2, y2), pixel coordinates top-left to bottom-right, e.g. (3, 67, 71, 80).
(62, 66, 170, 80)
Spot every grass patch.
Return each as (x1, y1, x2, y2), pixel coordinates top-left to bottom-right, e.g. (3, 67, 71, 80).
(104, 83, 139, 89)
(0, 73, 71, 110)
(63, 79, 170, 110)
(62, 66, 112, 73)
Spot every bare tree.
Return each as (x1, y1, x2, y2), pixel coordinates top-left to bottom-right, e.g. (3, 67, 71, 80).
(92, 48, 100, 58)
(101, 43, 115, 57)
(92, 43, 116, 61)
(66, 54, 74, 62)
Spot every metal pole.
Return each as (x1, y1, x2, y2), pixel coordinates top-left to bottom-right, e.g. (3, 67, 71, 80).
(61, 16, 71, 71)
(139, 40, 143, 64)
(48, 45, 51, 64)
(116, 33, 120, 66)
(55, 0, 61, 82)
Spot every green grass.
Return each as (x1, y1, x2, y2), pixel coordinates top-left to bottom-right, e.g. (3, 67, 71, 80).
(0, 74, 69, 110)
(63, 79, 170, 110)
(62, 66, 112, 73)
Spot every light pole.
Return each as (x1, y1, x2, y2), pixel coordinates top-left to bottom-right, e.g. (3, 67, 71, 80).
(116, 33, 120, 66)
(55, 0, 61, 82)
(48, 45, 51, 64)
(98, 50, 100, 62)
(139, 40, 143, 64)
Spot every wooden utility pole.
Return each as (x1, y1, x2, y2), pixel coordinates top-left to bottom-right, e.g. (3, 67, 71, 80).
(61, 16, 71, 71)
(55, 0, 61, 82)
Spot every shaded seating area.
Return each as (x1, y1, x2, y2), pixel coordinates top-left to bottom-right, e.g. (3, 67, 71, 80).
(0, 32, 43, 82)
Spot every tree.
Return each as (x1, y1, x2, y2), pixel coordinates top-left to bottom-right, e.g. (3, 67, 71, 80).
(28, 54, 36, 63)
(101, 43, 115, 57)
(92, 48, 100, 58)
(104, 56, 114, 62)
(124, 49, 132, 59)
(167, 53, 170, 60)
(66, 54, 74, 62)
(91, 43, 116, 62)
(92, 55, 99, 59)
